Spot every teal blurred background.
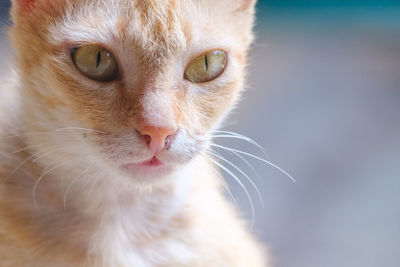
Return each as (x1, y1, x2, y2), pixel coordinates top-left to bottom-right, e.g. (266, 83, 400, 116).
(1, 1, 400, 267)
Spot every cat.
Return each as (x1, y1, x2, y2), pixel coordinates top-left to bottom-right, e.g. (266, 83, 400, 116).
(0, 0, 268, 266)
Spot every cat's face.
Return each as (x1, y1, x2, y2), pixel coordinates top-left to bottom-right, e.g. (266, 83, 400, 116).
(11, 0, 256, 183)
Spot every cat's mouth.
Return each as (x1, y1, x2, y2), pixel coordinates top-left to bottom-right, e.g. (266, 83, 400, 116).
(127, 156, 163, 167)
(121, 156, 173, 177)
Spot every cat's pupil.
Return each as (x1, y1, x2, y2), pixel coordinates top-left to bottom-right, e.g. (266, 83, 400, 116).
(205, 55, 208, 71)
(96, 51, 101, 68)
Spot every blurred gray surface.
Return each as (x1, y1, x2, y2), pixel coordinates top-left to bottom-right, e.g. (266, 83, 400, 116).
(224, 10, 400, 267)
(1, 5, 400, 267)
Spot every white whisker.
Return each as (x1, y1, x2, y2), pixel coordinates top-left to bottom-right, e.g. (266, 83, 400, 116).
(4, 149, 50, 182)
(208, 162, 240, 209)
(55, 127, 107, 134)
(32, 160, 75, 209)
(63, 163, 94, 210)
(32, 147, 64, 163)
(223, 147, 262, 184)
(211, 134, 263, 150)
(6, 126, 107, 139)
(209, 150, 264, 207)
(211, 130, 269, 158)
(211, 143, 296, 183)
(209, 158, 256, 229)
(6, 131, 58, 138)
(13, 143, 51, 154)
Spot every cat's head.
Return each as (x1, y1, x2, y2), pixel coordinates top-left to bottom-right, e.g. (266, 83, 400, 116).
(10, 0, 256, 185)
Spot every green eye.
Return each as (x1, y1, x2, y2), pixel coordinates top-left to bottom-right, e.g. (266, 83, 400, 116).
(71, 45, 119, 82)
(184, 50, 227, 83)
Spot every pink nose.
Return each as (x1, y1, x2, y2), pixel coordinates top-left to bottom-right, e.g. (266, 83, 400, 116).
(137, 125, 177, 154)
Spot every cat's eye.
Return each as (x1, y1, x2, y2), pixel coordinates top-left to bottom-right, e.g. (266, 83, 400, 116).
(184, 50, 227, 83)
(71, 45, 119, 82)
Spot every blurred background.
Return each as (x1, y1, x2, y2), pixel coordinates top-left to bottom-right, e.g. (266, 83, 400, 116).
(1, 1, 399, 266)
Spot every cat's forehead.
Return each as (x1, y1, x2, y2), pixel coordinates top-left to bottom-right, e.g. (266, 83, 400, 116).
(48, 0, 242, 62)
(50, 0, 182, 56)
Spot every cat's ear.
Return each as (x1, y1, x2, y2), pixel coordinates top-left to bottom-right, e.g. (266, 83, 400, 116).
(235, 0, 257, 12)
(11, 0, 67, 24)
(12, 0, 65, 13)
(12, 0, 37, 11)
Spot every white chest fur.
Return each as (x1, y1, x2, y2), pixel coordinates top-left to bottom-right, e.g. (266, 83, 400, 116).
(85, 165, 199, 267)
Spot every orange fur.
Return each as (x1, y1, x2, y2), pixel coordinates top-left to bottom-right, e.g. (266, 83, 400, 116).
(0, 0, 268, 266)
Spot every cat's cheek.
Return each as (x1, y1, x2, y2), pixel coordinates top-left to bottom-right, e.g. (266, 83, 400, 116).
(188, 81, 240, 132)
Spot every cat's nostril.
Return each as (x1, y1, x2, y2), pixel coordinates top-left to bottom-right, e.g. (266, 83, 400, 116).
(143, 134, 152, 145)
(165, 135, 173, 149)
(136, 130, 151, 144)
(164, 133, 177, 148)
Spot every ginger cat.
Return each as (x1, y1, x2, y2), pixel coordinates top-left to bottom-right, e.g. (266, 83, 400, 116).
(0, 0, 268, 266)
